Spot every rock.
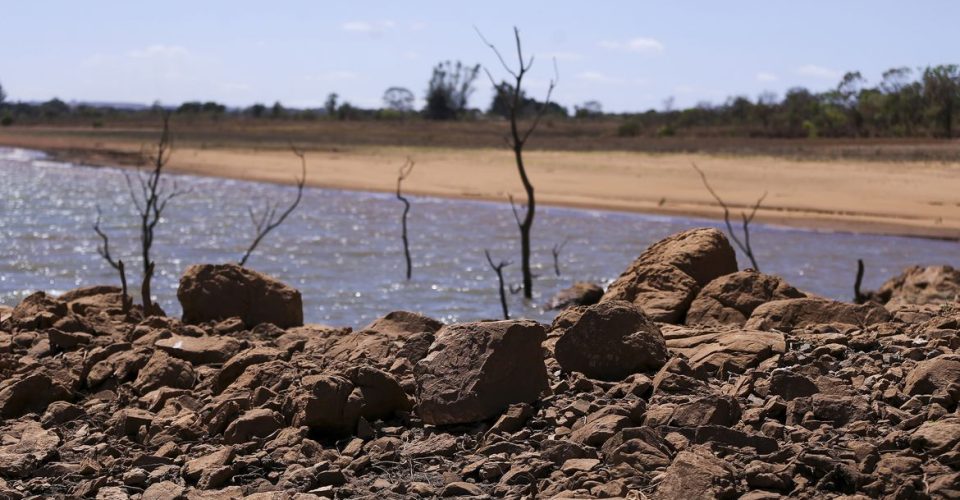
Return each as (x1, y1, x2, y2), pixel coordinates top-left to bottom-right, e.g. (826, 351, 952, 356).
(141, 481, 184, 500)
(362, 310, 443, 337)
(910, 418, 960, 455)
(671, 395, 742, 427)
(222, 408, 283, 444)
(288, 367, 409, 435)
(570, 412, 631, 447)
(768, 371, 819, 400)
(183, 446, 235, 481)
(601, 263, 700, 323)
(602, 427, 673, 470)
(547, 282, 604, 310)
(59, 285, 129, 316)
(415, 320, 548, 426)
(155, 335, 243, 365)
(561, 458, 599, 473)
(685, 270, 805, 327)
(8, 291, 67, 330)
(634, 228, 738, 286)
(215, 346, 286, 393)
(554, 301, 669, 380)
(877, 265, 960, 309)
(440, 482, 484, 497)
(178, 263, 303, 328)
(744, 297, 891, 331)
(488, 403, 534, 435)
(112, 408, 154, 436)
(655, 448, 738, 499)
(133, 350, 195, 394)
(903, 354, 960, 396)
(0, 421, 60, 478)
(323, 311, 442, 368)
(663, 327, 785, 375)
(0, 373, 72, 419)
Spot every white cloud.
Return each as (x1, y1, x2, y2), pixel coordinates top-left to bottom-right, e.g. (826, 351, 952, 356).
(756, 72, 778, 82)
(576, 71, 625, 84)
(341, 20, 396, 34)
(126, 44, 190, 59)
(305, 70, 359, 82)
(599, 37, 664, 53)
(796, 64, 841, 80)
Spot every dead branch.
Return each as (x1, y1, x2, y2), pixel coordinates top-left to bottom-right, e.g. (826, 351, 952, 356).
(128, 112, 188, 315)
(92, 206, 131, 315)
(396, 158, 415, 280)
(854, 259, 869, 304)
(484, 250, 512, 320)
(239, 143, 307, 266)
(551, 238, 569, 277)
(691, 162, 765, 271)
(477, 26, 559, 300)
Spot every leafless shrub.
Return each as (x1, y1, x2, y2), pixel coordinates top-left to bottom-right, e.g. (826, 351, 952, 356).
(396, 158, 414, 280)
(92, 206, 131, 315)
(484, 250, 512, 320)
(551, 238, 569, 277)
(239, 144, 307, 266)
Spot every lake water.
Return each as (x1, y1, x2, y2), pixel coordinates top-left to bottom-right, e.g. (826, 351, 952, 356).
(1, 147, 956, 328)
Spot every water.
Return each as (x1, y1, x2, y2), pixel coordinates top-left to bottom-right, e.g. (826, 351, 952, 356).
(1, 147, 956, 328)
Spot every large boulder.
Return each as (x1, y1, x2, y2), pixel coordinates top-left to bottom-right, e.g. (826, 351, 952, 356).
(744, 297, 890, 331)
(554, 301, 669, 380)
(58, 285, 130, 316)
(8, 292, 67, 331)
(601, 228, 738, 323)
(655, 448, 739, 499)
(903, 354, 960, 396)
(685, 270, 805, 327)
(0, 373, 73, 419)
(414, 320, 548, 426)
(877, 265, 960, 310)
(322, 311, 443, 368)
(178, 264, 303, 328)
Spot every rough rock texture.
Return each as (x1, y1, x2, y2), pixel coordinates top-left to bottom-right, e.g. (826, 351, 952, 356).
(601, 228, 738, 323)
(178, 263, 303, 328)
(415, 320, 548, 425)
(662, 326, 786, 375)
(745, 297, 891, 331)
(877, 264, 960, 310)
(547, 282, 604, 310)
(685, 270, 806, 327)
(553, 301, 669, 380)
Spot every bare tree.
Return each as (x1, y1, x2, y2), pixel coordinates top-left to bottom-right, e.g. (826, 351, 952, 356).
(484, 250, 512, 320)
(396, 158, 415, 280)
(124, 113, 188, 315)
(691, 162, 766, 271)
(92, 206, 131, 315)
(853, 259, 872, 304)
(239, 144, 307, 266)
(476, 26, 558, 299)
(551, 238, 569, 277)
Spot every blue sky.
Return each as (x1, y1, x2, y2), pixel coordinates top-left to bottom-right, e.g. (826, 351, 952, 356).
(1, 1, 956, 112)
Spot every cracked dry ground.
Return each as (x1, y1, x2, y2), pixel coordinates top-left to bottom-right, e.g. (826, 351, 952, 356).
(0, 228, 958, 499)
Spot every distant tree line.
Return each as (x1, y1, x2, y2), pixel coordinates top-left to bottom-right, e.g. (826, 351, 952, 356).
(1, 64, 957, 137)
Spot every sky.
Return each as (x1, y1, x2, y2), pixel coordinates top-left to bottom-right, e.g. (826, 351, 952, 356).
(1, 1, 957, 113)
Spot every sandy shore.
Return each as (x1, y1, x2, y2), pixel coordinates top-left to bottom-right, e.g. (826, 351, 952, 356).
(2, 132, 959, 240)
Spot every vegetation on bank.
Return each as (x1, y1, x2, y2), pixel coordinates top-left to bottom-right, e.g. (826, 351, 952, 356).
(1, 64, 958, 139)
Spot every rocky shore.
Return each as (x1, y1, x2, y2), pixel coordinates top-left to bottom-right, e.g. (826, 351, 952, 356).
(0, 228, 957, 499)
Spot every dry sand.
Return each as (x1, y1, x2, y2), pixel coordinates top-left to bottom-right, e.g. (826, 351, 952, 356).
(2, 133, 959, 239)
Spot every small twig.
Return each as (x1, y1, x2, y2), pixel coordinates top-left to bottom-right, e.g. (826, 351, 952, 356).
(92, 206, 131, 314)
(551, 238, 569, 276)
(691, 162, 764, 271)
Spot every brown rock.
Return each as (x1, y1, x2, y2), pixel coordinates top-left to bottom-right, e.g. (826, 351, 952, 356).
(878, 265, 960, 309)
(671, 395, 742, 427)
(635, 227, 738, 286)
(9, 291, 67, 330)
(222, 408, 284, 444)
(903, 354, 960, 396)
(554, 301, 669, 380)
(183, 446, 235, 481)
(655, 448, 738, 499)
(0, 421, 60, 478)
(155, 335, 243, 365)
(910, 418, 960, 455)
(601, 263, 700, 323)
(547, 282, 604, 310)
(59, 285, 129, 316)
(745, 297, 891, 331)
(133, 350, 195, 394)
(0, 373, 72, 419)
(288, 367, 409, 435)
(214, 346, 286, 393)
(663, 327, 785, 375)
(178, 263, 303, 328)
(415, 320, 548, 426)
(570, 413, 631, 447)
(685, 270, 805, 327)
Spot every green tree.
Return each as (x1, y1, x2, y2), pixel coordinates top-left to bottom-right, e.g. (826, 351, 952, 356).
(324, 93, 338, 117)
(922, 65, 960, 138)
(382, 87, 415, 112)
(423, 61, 480, 120)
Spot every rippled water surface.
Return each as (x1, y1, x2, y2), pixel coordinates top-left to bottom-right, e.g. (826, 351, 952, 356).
(1, 147, 956, 327)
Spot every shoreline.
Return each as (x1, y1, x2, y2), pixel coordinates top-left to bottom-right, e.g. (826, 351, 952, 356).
(3, 135, 959, 241)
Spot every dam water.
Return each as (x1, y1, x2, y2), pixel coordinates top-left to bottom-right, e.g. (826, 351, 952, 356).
(1, 147, 956, 327)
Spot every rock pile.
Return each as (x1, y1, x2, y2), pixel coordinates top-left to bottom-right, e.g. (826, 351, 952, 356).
(0, 236, 957, 499)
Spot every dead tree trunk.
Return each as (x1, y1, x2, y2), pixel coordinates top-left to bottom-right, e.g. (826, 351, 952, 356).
(854, 259, 868, 304)
(125, 113, 187, 316)
(484, 250, 512, 320)
(239, 144, 307, 266)
(691, 162, 766, 271)
(396, 158, 414, 280)
(551, 238, 568, 277)
(477, 26, 558, 299)
(92, 206, 131, 315)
